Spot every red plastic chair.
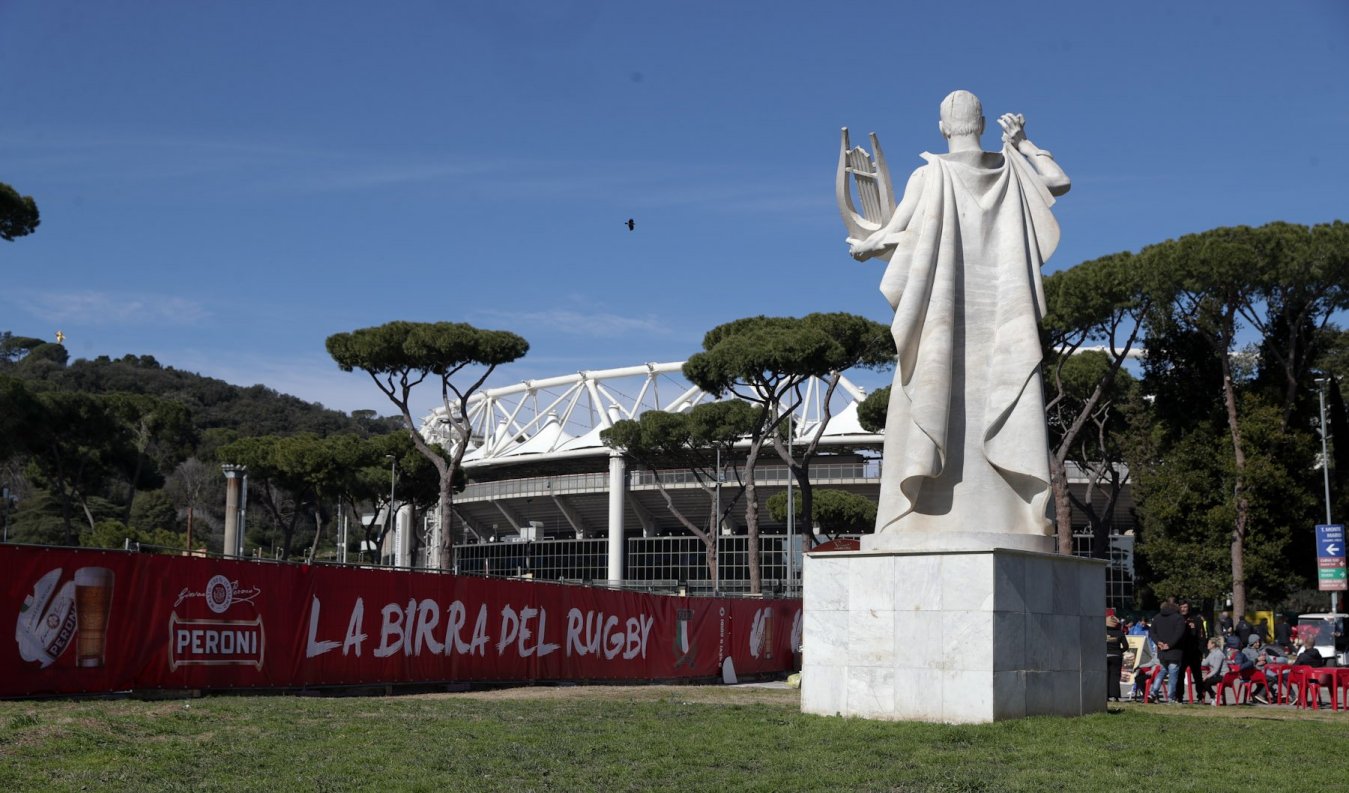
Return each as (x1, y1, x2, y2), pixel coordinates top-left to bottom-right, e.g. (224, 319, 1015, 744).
(1287, 665, 1334, 710)
(1334, 668, 1349, 710)
(1214, 668, 1260, 706)
(1142, 666, 1203, 703)
(1236, 667, 1268, 704)
(1140, 666, 1163, 703)
(1268, 664, 1295, 705)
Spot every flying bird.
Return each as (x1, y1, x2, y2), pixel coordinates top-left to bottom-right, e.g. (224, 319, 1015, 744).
(55, 330, 65, 344)
(625, 218, 635, 231)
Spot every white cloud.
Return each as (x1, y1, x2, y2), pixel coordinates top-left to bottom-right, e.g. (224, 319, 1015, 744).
(3, 130, 821, 214)
(472, 307, 677, 339)
(10, 290, 209, 326)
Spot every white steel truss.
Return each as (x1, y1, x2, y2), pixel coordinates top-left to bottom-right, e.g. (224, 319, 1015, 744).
(418, 361, 879, 469)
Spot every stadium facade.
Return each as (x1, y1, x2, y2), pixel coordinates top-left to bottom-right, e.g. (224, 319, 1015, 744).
(390, 362, 1135, 606)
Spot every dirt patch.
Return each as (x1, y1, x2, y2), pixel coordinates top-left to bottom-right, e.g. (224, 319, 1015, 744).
(1118, 701, 1346, 723)
(407, 683, 799, 707)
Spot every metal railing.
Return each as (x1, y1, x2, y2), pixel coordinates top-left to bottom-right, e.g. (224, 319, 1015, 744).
(458, 462, 882, 503)
(457, 471, 613, 502)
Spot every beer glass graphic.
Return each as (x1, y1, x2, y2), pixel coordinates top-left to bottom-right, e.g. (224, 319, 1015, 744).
(74, 567, 114, 668)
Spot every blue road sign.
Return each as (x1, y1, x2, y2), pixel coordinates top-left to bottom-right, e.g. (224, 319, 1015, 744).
(1316, 524, 1346, 559)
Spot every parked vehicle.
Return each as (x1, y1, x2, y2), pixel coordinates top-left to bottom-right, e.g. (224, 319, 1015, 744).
(1295, 613, 1347, 665)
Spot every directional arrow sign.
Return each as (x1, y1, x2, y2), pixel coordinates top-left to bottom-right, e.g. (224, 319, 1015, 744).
(1316, 524, 1346, 559)
(1315, 525, 1347, 592)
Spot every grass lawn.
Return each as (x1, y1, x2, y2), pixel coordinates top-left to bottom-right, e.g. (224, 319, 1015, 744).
(2, 685, 1347, 792)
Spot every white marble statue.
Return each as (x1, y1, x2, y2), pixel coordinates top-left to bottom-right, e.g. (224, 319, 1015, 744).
(839, 90, 1070, 552)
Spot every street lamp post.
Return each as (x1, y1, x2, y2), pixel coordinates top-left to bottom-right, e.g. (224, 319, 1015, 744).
(786, 410, 795, 596)
(1317, 378, 1339, 614)
(714, 446, 721, 596)
(386, 454, 398, 567)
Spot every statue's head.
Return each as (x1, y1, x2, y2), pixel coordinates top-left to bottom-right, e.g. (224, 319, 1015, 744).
(938, 90, 984, 139)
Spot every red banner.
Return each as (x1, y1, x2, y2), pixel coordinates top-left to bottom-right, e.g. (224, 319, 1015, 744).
(2, 545, 801, 697)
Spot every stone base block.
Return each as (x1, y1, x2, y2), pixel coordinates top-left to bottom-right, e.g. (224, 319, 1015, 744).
(800, 547, 1106, 724)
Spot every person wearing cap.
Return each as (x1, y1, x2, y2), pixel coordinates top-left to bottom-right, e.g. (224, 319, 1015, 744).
(1256, 635, 1290, 698)
(1106, 615, 1127, 702)
(1242, 633, 1264, 664)
(1242, 634, 1273, 703)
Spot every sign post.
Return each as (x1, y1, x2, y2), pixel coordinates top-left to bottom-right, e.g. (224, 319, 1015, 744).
(1315, 524, 1346, 612)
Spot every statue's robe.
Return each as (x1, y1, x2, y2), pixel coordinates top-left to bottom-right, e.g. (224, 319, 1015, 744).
(872, 144, 1059, 547)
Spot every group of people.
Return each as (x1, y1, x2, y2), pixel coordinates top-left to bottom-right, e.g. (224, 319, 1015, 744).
(1106, 601, 1326, 704)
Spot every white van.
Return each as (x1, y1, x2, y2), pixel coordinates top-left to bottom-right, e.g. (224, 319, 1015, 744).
(1296, 613, 1347, 665)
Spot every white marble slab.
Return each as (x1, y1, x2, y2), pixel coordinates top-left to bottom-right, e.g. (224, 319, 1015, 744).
(802, 548, 1106, 723)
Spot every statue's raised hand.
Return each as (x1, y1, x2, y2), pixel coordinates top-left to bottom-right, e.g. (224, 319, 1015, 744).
(998, 113, 1027, 148)
(848, 236, 887, 262)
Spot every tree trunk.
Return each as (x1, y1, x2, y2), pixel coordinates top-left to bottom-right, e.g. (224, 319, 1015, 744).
(794, 461, 814, 548)
(307, 501, 323, 563)
(78, 495, 97, 534)
(54, 482, 76, 546)
(47, 441, 77, 545)
(743, 438, 764, 595)
(123, 441, 147, 526)
(1087, 465, 1121, 561)
(278, 501, 303, 561)
(437, 473, 454, 571)
(1049, 455, 1074, 555)
(745, 478, 761, 595)
(1220, 343, 1250, 617)
(1045, 309, 1142, 557)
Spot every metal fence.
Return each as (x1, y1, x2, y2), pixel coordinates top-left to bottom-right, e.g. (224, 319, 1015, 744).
(451, 534, 806, 597)
(449, 530, 1133, 604)
(117, 527, 1130, 606)
(453, 537, 609, 582)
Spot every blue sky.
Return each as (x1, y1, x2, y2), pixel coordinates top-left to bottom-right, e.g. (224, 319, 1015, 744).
(2, 1, 1346, 418)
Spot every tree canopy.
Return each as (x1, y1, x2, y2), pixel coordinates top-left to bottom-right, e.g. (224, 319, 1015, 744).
(327, 320, 528, 569)
(767, 488, 876, 537)
(1, 331, 402, 555)
(1041, 250, 1152, 553)
(602, 401, 758, 587)
(683, 312, 892, 592)
(0, 182, 39, 242)
(1127, 222, 1349, 614)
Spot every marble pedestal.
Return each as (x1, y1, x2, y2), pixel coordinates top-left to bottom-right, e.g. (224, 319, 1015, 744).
(801, 548, 1106, 723)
